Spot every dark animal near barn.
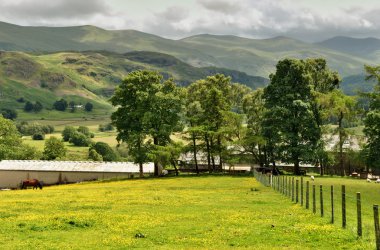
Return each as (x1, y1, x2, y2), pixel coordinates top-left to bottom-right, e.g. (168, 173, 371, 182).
(21, 179, 43, 190)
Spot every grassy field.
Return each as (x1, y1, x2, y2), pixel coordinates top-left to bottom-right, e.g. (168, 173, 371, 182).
(268, 174, 380, 248)
(0, 175, 371, 249)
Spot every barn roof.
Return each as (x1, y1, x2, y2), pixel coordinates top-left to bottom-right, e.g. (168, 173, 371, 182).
(0, 160, 154, 173)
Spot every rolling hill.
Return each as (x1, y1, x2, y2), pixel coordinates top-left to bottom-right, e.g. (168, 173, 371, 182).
(316, 36, 380, 63)
(0, 21, 376, 78)
(0, 50, 268, 116)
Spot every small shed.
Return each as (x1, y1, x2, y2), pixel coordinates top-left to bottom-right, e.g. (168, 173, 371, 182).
(0, 160, 154, 188)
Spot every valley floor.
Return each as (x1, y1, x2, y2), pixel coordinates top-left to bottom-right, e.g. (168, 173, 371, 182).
(0, 176, 372, 249)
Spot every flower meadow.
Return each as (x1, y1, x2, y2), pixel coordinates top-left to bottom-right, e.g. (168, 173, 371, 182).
(0, 176, 371, 249)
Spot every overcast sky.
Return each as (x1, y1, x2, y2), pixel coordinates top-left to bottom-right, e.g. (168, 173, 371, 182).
(1, 0, 380, 41)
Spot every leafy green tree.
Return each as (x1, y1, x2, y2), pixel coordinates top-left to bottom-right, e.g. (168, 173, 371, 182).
(150, 141, 185, 176)
(241, 88, 267, 167)
(42, 136, 66, 160)
(24, 101, 34, 112)
(32, 133, 45, 140)
(34, 101, 43, 112)
(186, 74, 234, 172)
(306, 58, 341, 175)
(77, 126, 91, 137)
(62, 126, 76, 142)
(1, 109, 17, 120)
(318, 89, 357, 176)
(69, 132, 91, 146)
(53, 99, 68, 111)
(263, 58, 320, 175)
(90, 142, 118, 162)
(84, 102, 93, 112)
(363, 65, 380, 170)
(88, 149, 103, 161)
(0, 116, 39, 160)
(110, 70, 182, 176)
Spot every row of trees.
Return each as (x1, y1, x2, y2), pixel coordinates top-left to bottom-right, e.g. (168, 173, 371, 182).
(111, 59, 378, 176)
(2, 58, 379, 177)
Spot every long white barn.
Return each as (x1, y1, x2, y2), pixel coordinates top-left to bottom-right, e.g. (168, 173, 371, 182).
(0, 160, 154, 189)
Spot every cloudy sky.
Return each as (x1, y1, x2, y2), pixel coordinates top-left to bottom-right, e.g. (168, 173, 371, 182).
(0, 0, 380, 41)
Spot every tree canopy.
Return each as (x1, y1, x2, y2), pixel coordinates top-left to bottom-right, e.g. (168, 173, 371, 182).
(110, 70, 182, 176)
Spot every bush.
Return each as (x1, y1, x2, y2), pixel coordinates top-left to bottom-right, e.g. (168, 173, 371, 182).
(53, 99, 68, 111)
(32, 133, 45, 140)
(77, 126, 91, 137)
(1, 109, 17, 120)
(34, 101, 43, 112)
(62, 126, 77, 142)
(99, 123, 114, 132)
(69, 132, 91, 146)
(89, 149, 103, 161)
(42, 137, 66, 160)
(84, 102, 93, 112)
(42, 125, 55, 134)
(90, 142, 117, 161)
(17, 122, 54, 136)
(24, 101, 34, 112)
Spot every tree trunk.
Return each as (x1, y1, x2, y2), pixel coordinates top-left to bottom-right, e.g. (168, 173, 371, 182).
(154, 136, 159, 176)
(294, 158, 300, 175)
(192, 132, 199, 174)
(139, 162, 143, 178)
(205, 134, 211, 173)
(338, 111, 344, 177)
(217, 135, 223, 171)
(171, 160, 179, 176)
(210, 137, 216, 171)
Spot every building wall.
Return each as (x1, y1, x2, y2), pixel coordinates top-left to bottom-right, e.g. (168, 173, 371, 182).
(0, 170, 137, 189)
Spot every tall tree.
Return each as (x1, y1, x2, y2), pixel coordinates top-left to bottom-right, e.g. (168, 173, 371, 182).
(110, 70, 182, 177)
(306, 58, 341, 175)
(0, 116, 38, 160)
(263, 59, 320, 175)
(363, 65, 380, 170)
(241, 88, 267, 167)
(186, 74, 233, 172)
(318, 90, 357, 176)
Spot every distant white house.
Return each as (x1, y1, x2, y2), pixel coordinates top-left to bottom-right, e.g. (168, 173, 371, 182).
(0, 160, 154, 189)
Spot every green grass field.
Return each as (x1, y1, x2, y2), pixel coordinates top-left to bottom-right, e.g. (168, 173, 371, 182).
(268, 174, 380, 248)
(0, 176, 371, 249)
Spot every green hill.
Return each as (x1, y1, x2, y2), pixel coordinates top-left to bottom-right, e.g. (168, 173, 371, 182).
(0, 50, 268, 118)
(316, 36, 380, 63)
(0, 21, 375, 78)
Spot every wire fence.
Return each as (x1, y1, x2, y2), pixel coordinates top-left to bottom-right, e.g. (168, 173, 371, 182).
(253, 170, 380, 250)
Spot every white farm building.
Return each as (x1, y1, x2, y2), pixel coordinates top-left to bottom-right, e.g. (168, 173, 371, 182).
(0, 160, 154, 189)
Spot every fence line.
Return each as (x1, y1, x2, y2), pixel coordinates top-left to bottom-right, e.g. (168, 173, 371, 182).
(252, 170, 379, 248)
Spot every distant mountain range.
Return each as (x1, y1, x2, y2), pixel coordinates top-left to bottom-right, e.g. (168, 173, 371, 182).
(1, 21, 379, 77)
(0, 50, 267, 112)
(0, 21, 379, 114)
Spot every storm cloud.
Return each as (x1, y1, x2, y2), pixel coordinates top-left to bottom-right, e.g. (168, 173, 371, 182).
(0, 0, 379, 41)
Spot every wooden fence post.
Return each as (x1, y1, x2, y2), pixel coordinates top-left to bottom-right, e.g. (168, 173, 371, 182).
(342, 185, 346, 228)
(320, 185, 324, 217)
(306, 181, 309, 209)
(284, 176, 288, 196)
(357, 192, 362, 237)
(313, 184, 316, 214)
(288, 177, 291, 198)
(331, 185, 334, 224)
(374, 205, 380, 250)
(292, 177, 295, 202)
(301, 177, 304, 206)
(296, 180, 299, 203)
